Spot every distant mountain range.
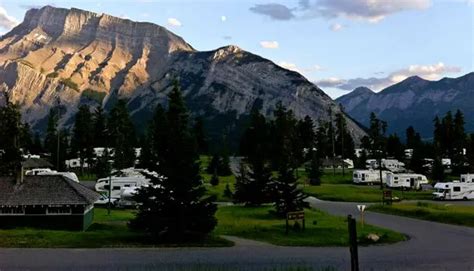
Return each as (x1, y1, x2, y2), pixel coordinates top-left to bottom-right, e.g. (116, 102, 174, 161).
(0, 6, 366, 147)
(336, 72, 474, 139)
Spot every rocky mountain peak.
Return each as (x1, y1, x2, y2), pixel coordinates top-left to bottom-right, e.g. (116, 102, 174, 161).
(0, 5, 366, 144)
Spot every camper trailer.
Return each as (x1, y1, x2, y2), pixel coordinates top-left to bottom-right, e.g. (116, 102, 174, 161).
(365, 159, 405, 172)
(460, 174, 474, 183)
(95, 176, 149, 199)
(25, 168, 80, 183)
(386, 173, 428, 190)
(116, 187, 140, 208)
(433, 182, 474, 200)
(353, 170, 389, 185)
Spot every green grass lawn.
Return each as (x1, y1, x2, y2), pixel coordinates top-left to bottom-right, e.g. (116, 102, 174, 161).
(203, 174, 236, 202)
(303, 184, 433, 202)
(368, 201, 474, 227)
(0, 208, 231, 248)
(214, 205, 406, 246)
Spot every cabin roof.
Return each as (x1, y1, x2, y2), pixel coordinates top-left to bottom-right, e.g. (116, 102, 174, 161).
(0, 176, 100, 206)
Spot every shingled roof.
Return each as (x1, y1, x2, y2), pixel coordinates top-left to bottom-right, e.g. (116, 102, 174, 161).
(0, 176, 100, 206)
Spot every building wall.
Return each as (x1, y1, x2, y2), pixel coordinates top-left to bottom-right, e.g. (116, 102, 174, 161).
(0, 205, 95, 231)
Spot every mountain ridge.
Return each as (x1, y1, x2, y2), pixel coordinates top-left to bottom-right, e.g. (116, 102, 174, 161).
(0, 6, 366, 147)
(336, 72, 474, 138)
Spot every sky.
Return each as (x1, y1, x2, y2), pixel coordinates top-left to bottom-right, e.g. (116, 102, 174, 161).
(0, 0, 472, 98)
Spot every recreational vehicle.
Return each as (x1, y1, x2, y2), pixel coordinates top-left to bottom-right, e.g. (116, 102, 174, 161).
(95, 176, 149, 199)
(460, 174, 474, 183)
(353, 169, 389, 185)
(433, 182, 474, 200)
(25, 168, 80, 183)
(386, 173, 428, 190)
(365, 159, 405, 172)
(116, 187, 140, 208)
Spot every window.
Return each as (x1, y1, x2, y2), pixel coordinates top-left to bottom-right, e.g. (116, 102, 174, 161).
(47, 206, 72, 215)
(124, 184, 130, 187)
(0, 207, 25, 215)
(113, 186, 121, 190)
(453, 187, 461, 192)
(461, 178, 465, 183)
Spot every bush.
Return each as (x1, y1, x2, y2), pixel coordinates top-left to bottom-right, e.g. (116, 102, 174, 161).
(60, 78, 79, 91)
(210, 172, 219, 186)
(47, 72, 59, 78)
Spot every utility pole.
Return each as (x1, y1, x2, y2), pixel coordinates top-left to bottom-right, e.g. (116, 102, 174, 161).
(328, 107, 336, 176)
(56, 99, 61, 171)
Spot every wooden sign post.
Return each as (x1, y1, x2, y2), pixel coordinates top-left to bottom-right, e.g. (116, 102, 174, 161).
(286, 211, 305, 234)
(382, 190, 393, 205)
(348, 215, 359, 271)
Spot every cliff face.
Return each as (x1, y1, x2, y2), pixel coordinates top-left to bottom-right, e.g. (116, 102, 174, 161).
(336, 73, 474, 138)
(0, 6, 366, 144)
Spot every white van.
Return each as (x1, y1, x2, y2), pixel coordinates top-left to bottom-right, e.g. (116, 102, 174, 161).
(433, 182, 474, 200)
(386, 173, 428, 190)
(353, 169, 389, 185)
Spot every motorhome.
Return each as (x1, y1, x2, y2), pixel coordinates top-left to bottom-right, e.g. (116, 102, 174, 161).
(116, 187, 140, 208)
(353, 169, 389, 185)
(386, 173, 428, 190)
(366, 159, 405, 172)
(433, 182, 474, 200)
(460, 174, 474, 183)
(95, 176, 149, 199)
(25, 168, 80, 183)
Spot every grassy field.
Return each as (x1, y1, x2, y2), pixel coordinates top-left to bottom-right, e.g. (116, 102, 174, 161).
(214, 206, 406, 246)
(0, 208, 231, 248)
(303, 184, 433, 202)
(368, 201, 474, 227)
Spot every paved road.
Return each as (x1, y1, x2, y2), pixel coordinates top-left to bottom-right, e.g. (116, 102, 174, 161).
(0, 198, 473, 270)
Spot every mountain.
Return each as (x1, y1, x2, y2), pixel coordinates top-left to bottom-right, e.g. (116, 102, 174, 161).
(0, 6, 366, 147)
(336, 73, 474, 138)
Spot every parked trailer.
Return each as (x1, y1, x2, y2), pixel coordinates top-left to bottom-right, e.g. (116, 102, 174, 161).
(460, 174, 474, 183)
(386, 173, 428, 190)
(25, 168, 80, 183)
(433, 182, 474, 200)
(353, 170, 389, 185)
(95, 176, 149, 199)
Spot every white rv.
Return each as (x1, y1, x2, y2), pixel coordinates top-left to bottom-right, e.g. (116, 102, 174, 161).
(386, 173, 428, 190)
(365, 159, 405, 172)
(25, 168, 80, 183)
(353, 169, 389, 185)
(460, 174, 474, 183)
(95, 176, 149, 199)
(433, 182, 474, 200)
(116, 187, 140, 208)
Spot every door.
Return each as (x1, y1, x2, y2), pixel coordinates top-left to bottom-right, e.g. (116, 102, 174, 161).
(410, 178, 415, 188)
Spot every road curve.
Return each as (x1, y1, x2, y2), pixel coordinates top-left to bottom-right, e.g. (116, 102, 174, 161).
(0, 198, 473, 271)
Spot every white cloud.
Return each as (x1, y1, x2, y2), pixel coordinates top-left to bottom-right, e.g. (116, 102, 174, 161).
(0, 6, 18, 31)
(260, 40, 279, 49)
(278, 61, 323, 76)
(167, 18, 182, 27)
(330, 23, 343, 31)
(221, 15, 227, 22)
(316, 62, 462, 91)
(250, 0, 432, 23)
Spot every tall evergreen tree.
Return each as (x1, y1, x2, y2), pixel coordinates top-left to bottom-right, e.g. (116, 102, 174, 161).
(0, 94, 23, 177)
(193, 117, 208, 154)
(271, 141, 307, 217)
(131, 80, 217, 240)
(44, 106, 67, 170)
(92, 106, 108, 147)
(432, 158, 445, 183)
(367, 112, 387, 190)
(386, 134, 404, 160)
(72, 105, 94, 171)
(108, 100, 136, 169)
(306, 150, 322, 185)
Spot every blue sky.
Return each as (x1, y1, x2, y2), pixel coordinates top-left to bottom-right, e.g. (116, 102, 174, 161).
(0, 0, 472, 98)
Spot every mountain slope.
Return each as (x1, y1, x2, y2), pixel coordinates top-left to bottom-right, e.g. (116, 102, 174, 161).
(336, 73, 474, 138)
(0, 6, 366, 146)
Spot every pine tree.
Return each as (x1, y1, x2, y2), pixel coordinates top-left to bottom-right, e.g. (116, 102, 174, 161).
(92, 106, 108, 147)
(218, 152, 232, 176)
(306, 150, 322, 185)
(0, 94, 23, 177)
(271, 146, 307, 217)
(72, 105, 94, 172)
(223, 183, 233, 199)
(130, 79, 217, 240)
(206, 153, 220, 174)
(368, 112, 387, 190)
(44, 107, 63, 170)
(193, 117, 208, 154)
(432, 158, 445, 183)
(468, 134, 474, 172)
(108, 100, 136, 169)
(31, 132, 43, 154)
(210, 170, 219, 186)
(386, 134, 404, 160)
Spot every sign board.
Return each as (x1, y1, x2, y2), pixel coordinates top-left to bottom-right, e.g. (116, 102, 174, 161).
(357, 205, 366, 212)
(383, 190, 393, 205)
(286, 211, 305, 234)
